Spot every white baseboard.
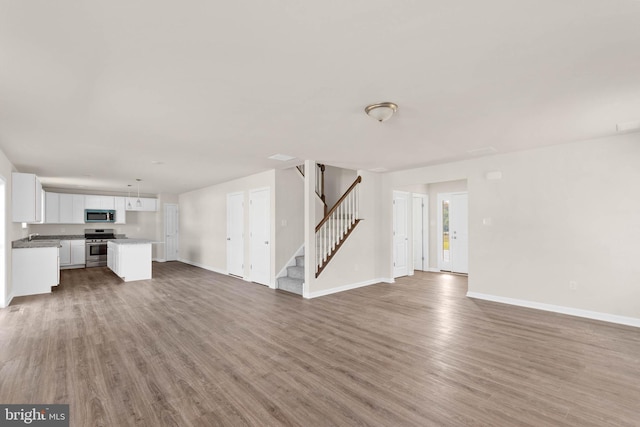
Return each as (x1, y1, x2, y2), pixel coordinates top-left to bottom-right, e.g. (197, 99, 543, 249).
(1, 292, 14, 308)
(153, 258, 166, 263)
(307, 278, 389, 299)
(428, 268, 440, 273)
(178, 258, 228, 276)
(466, 292, 640, 328)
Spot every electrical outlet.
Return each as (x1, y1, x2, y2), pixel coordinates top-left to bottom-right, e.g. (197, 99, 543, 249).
(569, 281, 578, 291)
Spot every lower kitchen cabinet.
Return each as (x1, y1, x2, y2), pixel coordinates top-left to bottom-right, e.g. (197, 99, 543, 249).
(60, 239, 86, 269)
(13, 247, 60, 296)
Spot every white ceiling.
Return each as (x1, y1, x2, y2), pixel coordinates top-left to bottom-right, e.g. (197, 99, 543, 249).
(1, 0, 640, 194)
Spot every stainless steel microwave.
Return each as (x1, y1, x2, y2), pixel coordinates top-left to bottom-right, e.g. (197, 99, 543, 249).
(85, 209, 116, 223)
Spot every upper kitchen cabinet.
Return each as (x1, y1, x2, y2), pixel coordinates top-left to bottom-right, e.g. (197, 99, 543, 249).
(58, 194, 85, 224)
(12, 172, 43, 223)
(85, 195, 115, 210)
(125, 197, 157, 212)
(45, 192, 60, 223)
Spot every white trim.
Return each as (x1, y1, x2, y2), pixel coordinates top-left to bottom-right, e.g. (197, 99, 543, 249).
(428, 267, 440, 273)
(306, 278, 389, 299)
(153, 258, 166, 263)
(276, 244, 304, 279)
(1, 292, 14, 309)
(466, 292, 640, 328)
(178, 258, 228, 276)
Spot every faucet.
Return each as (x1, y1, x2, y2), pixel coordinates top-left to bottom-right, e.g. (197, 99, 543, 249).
(28, 233, 39, 241)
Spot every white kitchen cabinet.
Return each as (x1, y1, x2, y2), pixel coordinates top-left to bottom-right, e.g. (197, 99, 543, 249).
(12, 172, 43, 223)
(59, 239, 86, 268)
(59, 240, 72, 265)
(125, 197, 157, 212)
(114, 197, 126, 224)
(45, 192, 60, 223)
(71, 240, 85, 266)
(12, 247, 60, 296)
(107, 241, 152, 282)
(59, 194, 85, 224)
(85, 195, 115, 210)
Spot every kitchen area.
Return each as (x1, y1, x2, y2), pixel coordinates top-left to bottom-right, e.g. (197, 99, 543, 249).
(10, 172, 174, 298)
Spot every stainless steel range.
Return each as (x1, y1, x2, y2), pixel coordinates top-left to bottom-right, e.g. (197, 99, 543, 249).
(85, 228, 116, 267)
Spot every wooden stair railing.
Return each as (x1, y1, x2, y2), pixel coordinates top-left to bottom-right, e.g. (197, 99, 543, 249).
(315, 175, 362, 277)
(297, 163, 327, 216)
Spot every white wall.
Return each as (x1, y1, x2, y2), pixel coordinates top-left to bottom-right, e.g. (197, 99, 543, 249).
(275, 168, 304, 273)
(383, 133, 640, 321)
(179, 170, 276, 284)
(0, 148, 25, 307)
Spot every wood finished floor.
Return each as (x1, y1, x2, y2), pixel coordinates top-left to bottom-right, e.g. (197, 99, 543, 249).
(1, 263, 639, 426)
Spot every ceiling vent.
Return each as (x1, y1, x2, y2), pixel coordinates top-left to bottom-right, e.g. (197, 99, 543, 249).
(616, 120, 640, 133)
(467, 146, 497, 156)
(268, 154, 296, 161)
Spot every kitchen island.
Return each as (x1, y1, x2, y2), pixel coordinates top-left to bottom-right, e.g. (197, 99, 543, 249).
(107, 239, 153, 282)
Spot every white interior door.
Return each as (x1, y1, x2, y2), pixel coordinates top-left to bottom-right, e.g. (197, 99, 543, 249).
(249, 188, 270, 286)
(450, 193, 469, 274)
(227, 192, 244, 277)
(412, 194, 428, 271)
(164, 203, 179, 261)
(393, 191, 409, 278)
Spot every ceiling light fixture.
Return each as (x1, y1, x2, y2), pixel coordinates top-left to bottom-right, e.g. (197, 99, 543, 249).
(365, 102, 398, 122)
(136, 179, 142, 208)
(127, 185, 133, 209)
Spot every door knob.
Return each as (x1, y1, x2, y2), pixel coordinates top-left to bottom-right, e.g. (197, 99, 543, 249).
(227, 238, 231, 241)
(264, 241, 269, 244)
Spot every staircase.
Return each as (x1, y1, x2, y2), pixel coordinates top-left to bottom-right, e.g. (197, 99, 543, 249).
(277, 254, 304, 295)
(276, 172, 363, 295)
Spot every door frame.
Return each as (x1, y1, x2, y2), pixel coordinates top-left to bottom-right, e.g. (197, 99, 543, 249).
(412, 193, 429, 272)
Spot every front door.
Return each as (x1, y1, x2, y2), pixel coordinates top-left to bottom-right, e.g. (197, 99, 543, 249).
(249, 188, 270, 286)
(438, 192, 468, 273)
(393, 191, 409, 278)
(450, 193, 469, 274)
(227, 192, 244, 277)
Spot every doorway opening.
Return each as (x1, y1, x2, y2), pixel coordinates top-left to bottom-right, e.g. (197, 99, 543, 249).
(393, 179, 467, 279)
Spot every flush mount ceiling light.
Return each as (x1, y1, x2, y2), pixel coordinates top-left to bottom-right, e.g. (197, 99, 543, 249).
(365, 102, 398, 122)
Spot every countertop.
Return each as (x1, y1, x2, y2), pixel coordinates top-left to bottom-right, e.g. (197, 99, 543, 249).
(12, 239, 62, 249)
(108, 239, 154, 245)
(12, 234, 130, 249)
